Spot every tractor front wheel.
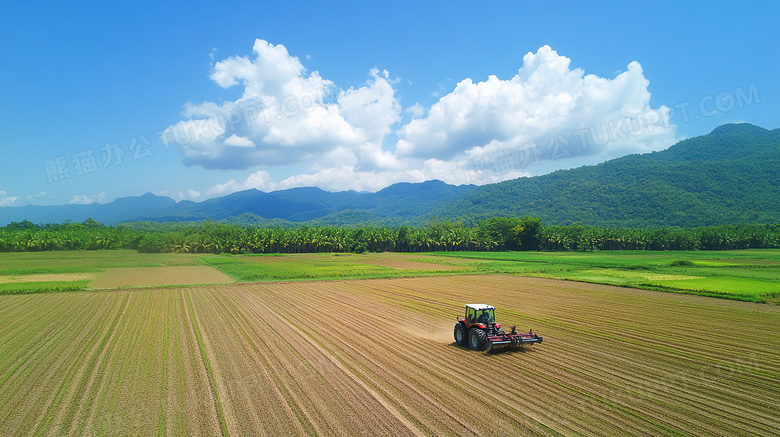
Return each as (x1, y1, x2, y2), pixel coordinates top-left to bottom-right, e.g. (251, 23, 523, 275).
(454, 323, 468, 346)
(468, 328, 487, 351)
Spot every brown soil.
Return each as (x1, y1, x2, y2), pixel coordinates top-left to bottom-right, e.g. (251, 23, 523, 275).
(88, 266, 234, 289)
(352, 258, 459, 270)
(1, 275, 777, 435)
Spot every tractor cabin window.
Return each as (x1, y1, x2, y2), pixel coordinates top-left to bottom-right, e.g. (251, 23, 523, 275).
(477, 309, 494, 324)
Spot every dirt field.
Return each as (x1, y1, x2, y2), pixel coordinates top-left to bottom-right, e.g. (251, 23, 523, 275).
(352, 257, 459, 270)
(87, 266, 234, 288)
(0, 275, 777, 435)
(255, 253, 461, 270)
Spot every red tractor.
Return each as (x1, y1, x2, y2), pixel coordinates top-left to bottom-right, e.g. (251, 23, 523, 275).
(454, 304, 543, 352)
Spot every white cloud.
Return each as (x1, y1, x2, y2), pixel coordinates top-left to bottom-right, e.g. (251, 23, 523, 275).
(223, 134, 255, 147)
(69, 193, 106, 205)
(205, 170, 276, 197)
(173, 42, 678, 198)
(201, 159, 493, 197)
(175, 190, 202, 201)
(405, 103, 425, 118)
(161, 39, 402, 171)
(395, 45, 676, 170)
(0, 191, 19, 207)
(339, 68, 401, 145)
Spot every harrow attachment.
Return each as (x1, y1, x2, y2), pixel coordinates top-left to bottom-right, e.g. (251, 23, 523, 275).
(485, 327, 543, 352)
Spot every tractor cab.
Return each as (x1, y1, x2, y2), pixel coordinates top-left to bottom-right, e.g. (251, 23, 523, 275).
(465, 304, 495, 325)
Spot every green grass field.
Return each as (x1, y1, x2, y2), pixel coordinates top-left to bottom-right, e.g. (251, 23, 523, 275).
(434, 250, 780, 302)
(1, 250, 778, 302)
(0, 251, 202, 276)
(198, 253, 396, 281)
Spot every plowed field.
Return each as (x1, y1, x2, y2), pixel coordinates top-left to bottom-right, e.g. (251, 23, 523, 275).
(1, 275, 778, 436)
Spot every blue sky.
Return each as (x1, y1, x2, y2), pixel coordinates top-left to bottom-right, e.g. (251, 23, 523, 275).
(1, 1, 777, 207)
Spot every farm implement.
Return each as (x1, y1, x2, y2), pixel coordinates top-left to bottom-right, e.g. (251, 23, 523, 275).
(453, 304, 542, 352)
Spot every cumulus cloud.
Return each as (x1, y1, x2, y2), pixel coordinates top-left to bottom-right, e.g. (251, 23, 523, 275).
(396, 45, 675, 172)
(172, 42, 676, 197)
(160, 39, 401, 171)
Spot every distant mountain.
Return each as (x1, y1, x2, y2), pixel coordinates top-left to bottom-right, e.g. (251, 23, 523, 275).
(0, 193, 177, 226)
(0, 180, 476, 226)
(433, 123, 780, 227)
(138, 179, 477, 223)
(1, 123, 777, 228)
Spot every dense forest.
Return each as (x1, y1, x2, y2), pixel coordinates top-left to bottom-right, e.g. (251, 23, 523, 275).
(1, 218, 778, 254)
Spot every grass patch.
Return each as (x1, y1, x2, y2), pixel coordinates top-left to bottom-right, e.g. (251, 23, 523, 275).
(0, 280, 90, 294)
(201, 254, 398, 281)
(435, 250, 780, 302)
(0, 250, 202, 276)
(669, 260, 695, 267)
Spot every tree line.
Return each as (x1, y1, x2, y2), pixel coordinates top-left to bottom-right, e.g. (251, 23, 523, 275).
(1, 217, 778, 254)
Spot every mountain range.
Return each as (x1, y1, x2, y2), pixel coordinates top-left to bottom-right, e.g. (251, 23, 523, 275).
(2, 123, 777, 228)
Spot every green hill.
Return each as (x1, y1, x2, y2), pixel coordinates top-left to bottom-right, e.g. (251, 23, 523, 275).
(434, 123, 780, 227)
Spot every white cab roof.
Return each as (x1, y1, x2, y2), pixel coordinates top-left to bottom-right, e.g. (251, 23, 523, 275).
(465, 304, 495, 310)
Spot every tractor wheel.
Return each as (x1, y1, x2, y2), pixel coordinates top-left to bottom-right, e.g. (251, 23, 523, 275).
(468, 328, 487, 351)
(453, 323, 468, 346)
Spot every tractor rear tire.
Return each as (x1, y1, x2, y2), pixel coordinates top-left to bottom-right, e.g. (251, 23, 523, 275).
(453, 323, 468, 346)
(468, 328, 487, 351)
